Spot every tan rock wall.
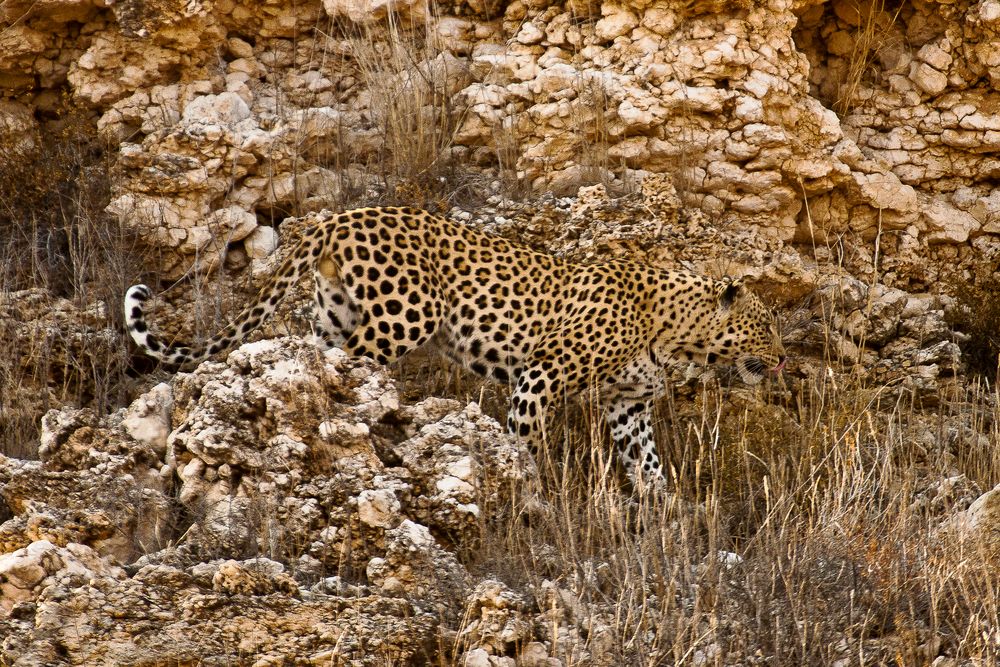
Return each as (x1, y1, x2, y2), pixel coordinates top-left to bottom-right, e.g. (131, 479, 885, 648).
(0, 336, 532, 663)
(3, 0, 1000, 285)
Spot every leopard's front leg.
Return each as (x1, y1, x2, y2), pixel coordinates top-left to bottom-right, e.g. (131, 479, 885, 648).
(506, 367, 556, 451)
(606, 398, 663, 485)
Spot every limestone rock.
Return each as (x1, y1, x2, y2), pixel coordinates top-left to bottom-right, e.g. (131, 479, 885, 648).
(366, 519, 467, 602)
(910, 62, 948, 96)
(959, 483, 1000, 558)
(459, 579, 531, 655)
(916, 43, 952, 72)
(6, 0, 996, 286)
(817, 275, 870, 315)
(0, 100, 36, 154)
(898, 310, 952, 345)
(211, 558, 298, 595)
(184, 92, 251, 126)
(0, 554, 437, 664)
(6, 402, 175, 563)
(358, 486, 404, 528)
(122, 382, 173, 457)
(594, 6, 638, 43)
(919, 199, 980, 244)
(841, 285, 908, 347)
(162, 336, 527, 564)
(1, 333, 533, 662)
(850, 172, 917, 213)
(969, 190, 1000, 233)
(516, 22, 545, 46)
(244, 225, 280, 260)
(323, 0, 431, 24)
(0, 541, 125, 615)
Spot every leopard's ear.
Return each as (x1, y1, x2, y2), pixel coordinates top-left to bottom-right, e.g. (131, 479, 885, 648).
(717, 277, 745, 309)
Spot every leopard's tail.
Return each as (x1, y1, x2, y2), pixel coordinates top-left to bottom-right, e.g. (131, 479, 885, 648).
(125, 230, 321, 367)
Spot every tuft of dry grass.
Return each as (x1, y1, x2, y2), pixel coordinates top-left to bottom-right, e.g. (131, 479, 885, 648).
(0, 104, 145, 458)
(946, 273, 1000, 379)
(306, 14, 479, 211)
(566, 78, 622, 194)
(834, 0, 906, 117)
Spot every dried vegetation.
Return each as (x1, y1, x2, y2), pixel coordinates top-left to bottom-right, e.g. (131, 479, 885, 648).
(0, 105, 144, 459)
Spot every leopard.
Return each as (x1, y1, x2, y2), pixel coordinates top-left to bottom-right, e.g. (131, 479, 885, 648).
(125, 206, 785, 483)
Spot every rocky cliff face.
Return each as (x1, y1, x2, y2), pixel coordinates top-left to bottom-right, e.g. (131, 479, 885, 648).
(3, 0, 1000, 283)
(1, 339, 538, 664)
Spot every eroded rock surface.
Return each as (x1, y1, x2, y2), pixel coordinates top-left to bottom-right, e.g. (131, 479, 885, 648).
(2, 0, 999, 288)
(0, 336, 532, 664)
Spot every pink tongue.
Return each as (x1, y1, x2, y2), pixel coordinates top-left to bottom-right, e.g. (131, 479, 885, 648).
(772, 359, 786, 373)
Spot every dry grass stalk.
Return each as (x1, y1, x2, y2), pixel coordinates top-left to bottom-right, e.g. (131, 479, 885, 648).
(0, 107, 144, 458)
(835, 0, 906, 117)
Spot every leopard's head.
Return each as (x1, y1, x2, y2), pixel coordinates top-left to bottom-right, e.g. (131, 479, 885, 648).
(708, 278, 785, 384)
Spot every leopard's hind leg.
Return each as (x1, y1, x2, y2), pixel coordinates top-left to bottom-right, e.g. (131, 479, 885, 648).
(338, 257, 446, 366)
(313, 254, 359, 348)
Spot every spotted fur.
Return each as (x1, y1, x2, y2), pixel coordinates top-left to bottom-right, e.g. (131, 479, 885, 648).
(125, 207, 785, 482)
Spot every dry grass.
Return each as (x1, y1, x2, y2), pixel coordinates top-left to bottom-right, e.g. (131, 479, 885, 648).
(300, 14, 480, 212)
(946, 273, 1000, 379)
(566, 78, 622, 194)
(0, 105, 144, 459)
(834, 0, 906, 117)
(305, 13, 629, 206)
(466, 368, 999, 665)
(239, 14, 486, 221)
(393, 298, 999, 664)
